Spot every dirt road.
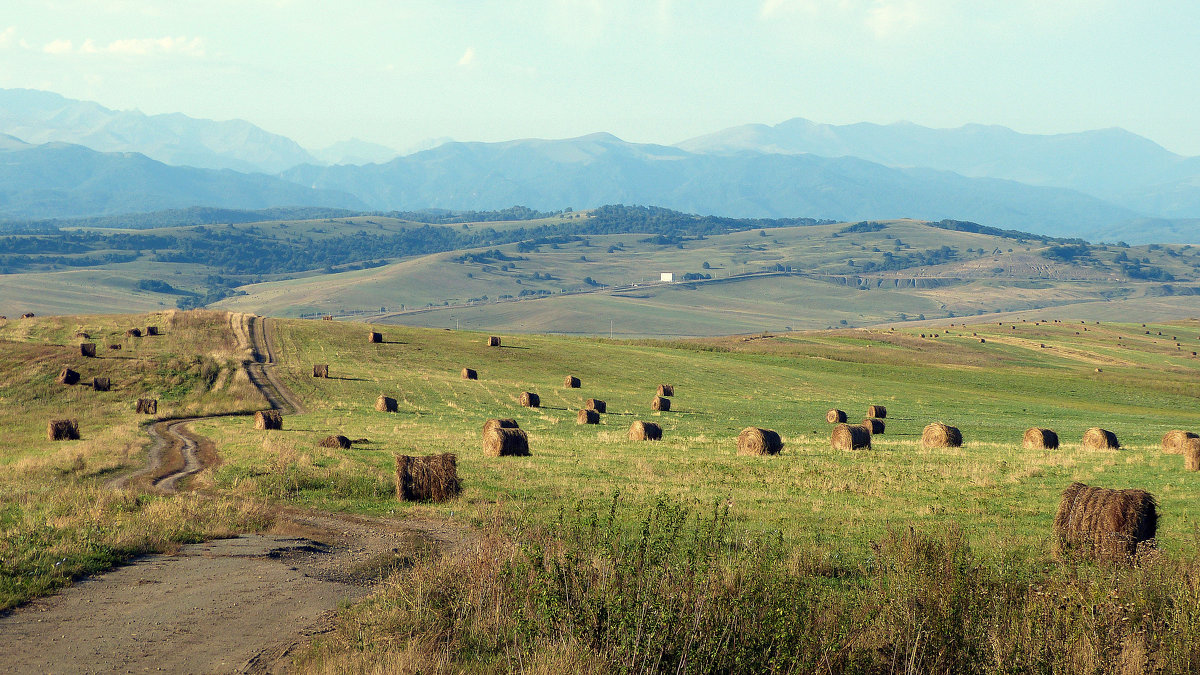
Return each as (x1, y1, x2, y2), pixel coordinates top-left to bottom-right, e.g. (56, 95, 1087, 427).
(1, 313, 469, 673)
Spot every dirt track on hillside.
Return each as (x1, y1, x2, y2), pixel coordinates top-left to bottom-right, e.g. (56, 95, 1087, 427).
(0, 313, 470, 673)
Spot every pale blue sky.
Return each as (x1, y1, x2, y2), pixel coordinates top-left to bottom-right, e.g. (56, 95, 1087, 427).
(2, 0, 1197, 154)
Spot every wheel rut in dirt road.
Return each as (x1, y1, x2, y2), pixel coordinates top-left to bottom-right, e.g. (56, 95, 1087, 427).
(6, 312, 478, 673)
(108, 313, 300, 492)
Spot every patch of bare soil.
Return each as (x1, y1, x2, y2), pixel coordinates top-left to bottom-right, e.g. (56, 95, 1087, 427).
(0, 509, 471, 674)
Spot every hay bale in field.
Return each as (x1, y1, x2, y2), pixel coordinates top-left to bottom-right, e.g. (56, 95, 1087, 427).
(577, 409, 600, 425)
(368, 331, 382, 344)
(482, 418, 518, 434)
(826, 409, 847, 424)
(831, 423, 871, 451)
(108, 344, 121, 350)
(563, 375, 581, 388)
(75, 331, 90, 338)
(22, 313, 35, 318)
(657, 384, 674, 397)
(92, 377, 110, 392)
(136, 398, 157, 414)
(395, 453, 461, 502)
(322, 315, 333, 321)
(57, 367, 80, 385)
(861, 418, 885, 434)
(628, 421, 663, 441)
(318, 435, 352, 449)
(1184, 439, 1200, 471)
(1082, 427, 1120, 450)
(737, 427, 783, 456)
(1023, 427, 1059, 450)
(921, 422, 962, 448)
(867, 405, 887, 418)
(519, 392, 540, 408)
(47, 419, 79, 441)
(585, 398, 607, 413)
(376, 395, 398, 412)
(483, 426, 529, 457)
(1053, 482, 1157, 561)
(487, 336, 501, 347)
(145, 326, 160, 336)
(126, 328, 142, 338)
(651, 395, 671, 411)
(1161, 429, 1197, 454)
(461, 367, 478, 380)
(80, 343, 97, 358)
(312, 364, 329, 378)
(255, 410, 283, 430)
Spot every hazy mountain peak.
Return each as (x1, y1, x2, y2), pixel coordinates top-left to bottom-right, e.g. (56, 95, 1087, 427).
(0, 87, 317, 174)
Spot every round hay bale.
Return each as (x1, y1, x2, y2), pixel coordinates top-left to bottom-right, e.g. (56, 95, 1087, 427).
(47, 419, 80, 441)
(1161, 429, 1197, 454)
(1082, 427, 1119, 450)
(628, 421, 663, 441)
(577, 409, 600, 425)
(145, 326, 160, 336)
(651, 396, 671, 411)
(483, 427, 529, 457)
(126, 328, 142, 338)
(1184, 439, 1200, 471)
(921, 422, 962, 448)
(80, 342, 97, 358)
(657, 384, 674, 397)
(861, 418, 885, 435)
(395, 453, 461, 502)
(563, 375, 581, 388)
(1053, 482, 1157, 561)
(255, 410, 283, 430)
(318, 435, 352, 449)
(482, 418, 519, 434)
(376, 395, 398, 412)
(57, 367, 80, 385)
(831, 423, 871, 451)
(92, 377, 111, 392)
(487, 336, 501, 347)
(108, 344, 122, 350)
(136, 398, 157, 415)
(585, 398, 607, 413)
(461, 367, 478, 380)
(867, 405, 887, 419)
(312, 364, 329, 378)
(826, 408, 847, 424)
(1023, 427, 1059, 450)
(737, 427, 782, 456)
(519, 392, 540, 408)
(368, 331, 383, 343)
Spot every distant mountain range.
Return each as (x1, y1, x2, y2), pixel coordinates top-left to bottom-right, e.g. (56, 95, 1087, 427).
(0, 135, 363, 219)
(3, 88, 1200, 242)
(678, 118, 1200, 219)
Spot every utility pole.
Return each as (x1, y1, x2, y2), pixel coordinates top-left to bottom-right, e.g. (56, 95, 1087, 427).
(610, 319, 613, 339)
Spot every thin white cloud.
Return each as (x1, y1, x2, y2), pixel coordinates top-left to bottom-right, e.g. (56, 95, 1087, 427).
(865, 0, 922, 37)
(43, 38, 74, 54)
(457, 46, 475, 67)
(44, 35, 205, 57)
(0, 26, 15, 48)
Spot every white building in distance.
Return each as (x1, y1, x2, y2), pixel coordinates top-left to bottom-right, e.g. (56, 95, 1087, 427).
(660, 272, 674, 282)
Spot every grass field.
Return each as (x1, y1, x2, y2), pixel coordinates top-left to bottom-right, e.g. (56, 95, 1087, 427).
(6, 310, 1200, 670)
(191, 315, 1200, 556)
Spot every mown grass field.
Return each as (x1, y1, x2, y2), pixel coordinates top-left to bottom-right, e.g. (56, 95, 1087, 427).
(195, 315, 1200, 557)
(0, 311, 270, 609)
(6, 310, 1200, 671)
